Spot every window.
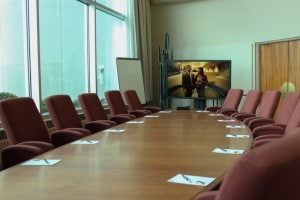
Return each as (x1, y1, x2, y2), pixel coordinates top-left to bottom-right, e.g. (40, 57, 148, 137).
(0, 0, 136, 112)
(96, 0, 125, 14)
(0, 0, 28, 98)
(39, 0, 87, 111)
(96, 9, 127, 102)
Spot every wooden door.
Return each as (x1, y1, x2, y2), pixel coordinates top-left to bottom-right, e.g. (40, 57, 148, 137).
(288, 40, 300, 92)
(259, 41, 289, 93)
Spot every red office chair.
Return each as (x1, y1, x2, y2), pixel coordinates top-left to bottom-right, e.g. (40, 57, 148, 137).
(220, 90, 262, 117)
(123, 89, 160, 114)
(194, 128, 300, 200)
(45, 95, 112, 133)
(78, 93, 133, 124)
(1, 144, 45, 170)
(252, 98, 300, 148)
(105, 90, 149, 118)
(235, 90, 281, 123)
(0, 97, 85, 168)
(247, 92, 300, 130)
(205, 89, 243, 113)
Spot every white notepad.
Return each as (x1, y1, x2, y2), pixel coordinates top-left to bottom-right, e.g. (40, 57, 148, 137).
(21, 159, 62, 166)
(225, 125, 246, 129)
(208, 113, 224, 117)
(196, 110, 209, 113)
(158, 110, 172, 113)
(126, 121, 145, 124)
(103, 129, 126, 133)
(71, 140, 100, 144)
(217, 119, 235, 122)
(212, 148, 244, 155)
(144, 115, 160, 118)
(167, 174, 215, 186)
(226, 134, 250, 138)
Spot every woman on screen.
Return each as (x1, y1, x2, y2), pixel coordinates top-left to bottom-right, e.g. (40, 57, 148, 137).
(194, 67, 208, 109)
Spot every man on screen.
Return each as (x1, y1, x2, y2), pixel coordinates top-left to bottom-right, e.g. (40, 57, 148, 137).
(181, 65, 195, 97)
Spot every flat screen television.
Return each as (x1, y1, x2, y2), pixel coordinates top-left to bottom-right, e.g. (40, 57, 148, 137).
(166, 60, 231, 99)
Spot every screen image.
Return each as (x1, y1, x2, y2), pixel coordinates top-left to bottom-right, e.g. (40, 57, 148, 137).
(167, 60, 231, 99)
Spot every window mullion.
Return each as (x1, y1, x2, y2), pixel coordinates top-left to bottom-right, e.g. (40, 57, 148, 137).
(27, 0, 42, 110)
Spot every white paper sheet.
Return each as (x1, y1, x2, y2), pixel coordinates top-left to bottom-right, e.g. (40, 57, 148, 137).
(167, 174, 215, 186)
(21, 159, 62, 166)
(226, 134, 250, 138)
(208, 113, 224, 117)
(158, 110, 172, 113)
(144, 115, 160, 118)
(195, 110, 209, 113)
(126, 121, 145, 124)
(71, 140, 100, 144)
(212, 148, 244, 155)
(225, 125, 246, 129)
(102, 129, 126, 133)
(217, 119, 235, 122)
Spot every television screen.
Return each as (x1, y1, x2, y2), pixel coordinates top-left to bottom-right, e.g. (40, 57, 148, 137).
(166, 60, 231, 99)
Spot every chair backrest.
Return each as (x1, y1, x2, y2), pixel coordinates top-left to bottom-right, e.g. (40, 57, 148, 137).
(221, 89, 243, 110)
(104, 90, 128, 116)
(284, 99, 300, 136)
(0, 97, 51, 144)
(275, 92, 300, 125)
(45, 95, 83, 130)
(256, 90, 281, 118)
(78, 93, 108, 122)
(214, 129, 300, 200)
(239, 90, 262, 114)
(123, 89, 143, 111)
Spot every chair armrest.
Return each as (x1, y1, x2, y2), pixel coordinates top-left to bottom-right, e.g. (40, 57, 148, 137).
(1, 144, 44, 170)
(84, 121, 112, 133)
(144, 106, 160, 113)
(51, 129, 87, 147)
(247, 118, 275, 130)
(129, 110, 149, 118)
(205, 106, 221, 112)
(252, 124, 285, 138)
(115, 113, 136, 119)
(233, 113, 256, 122)
(218, 108, 239, 116)
(254, 134, 283, 142)
(110, 115, 133, 124)
(252, 137, 282, 148)
(19, 141, 54, 152)
(63, 127, 91, 136)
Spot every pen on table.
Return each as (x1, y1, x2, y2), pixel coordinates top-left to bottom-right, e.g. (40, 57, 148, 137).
(43, 158, 50, 164)
(196, 180, 206, 185)
(181, 174, 193, 183)
(220, 148, 227, 152)
(86, 139, 93, 143)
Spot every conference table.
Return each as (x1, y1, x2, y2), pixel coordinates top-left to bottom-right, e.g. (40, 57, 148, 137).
(0, 110, 253, 200)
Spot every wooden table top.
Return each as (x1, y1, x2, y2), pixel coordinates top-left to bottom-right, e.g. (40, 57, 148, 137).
(0, 110, 253, 200)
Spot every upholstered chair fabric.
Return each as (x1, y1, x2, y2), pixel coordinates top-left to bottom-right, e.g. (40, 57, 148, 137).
(1, 144, 44, 170)
(78, 93, 132, 124)
(252, 98, 300, 148)
(195, 130, 300, 200)
(222, 90, 262, 118)
(219, 90, 262, 117)
(105, 90, 149, 118)
(206, 89, 243, 112)
(45, 95, 111, 133)
(248, 92, 300, 130)
(123, 90, 160, 113)
(0, 97, 87, 168)
(236, 90, 281, 123)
